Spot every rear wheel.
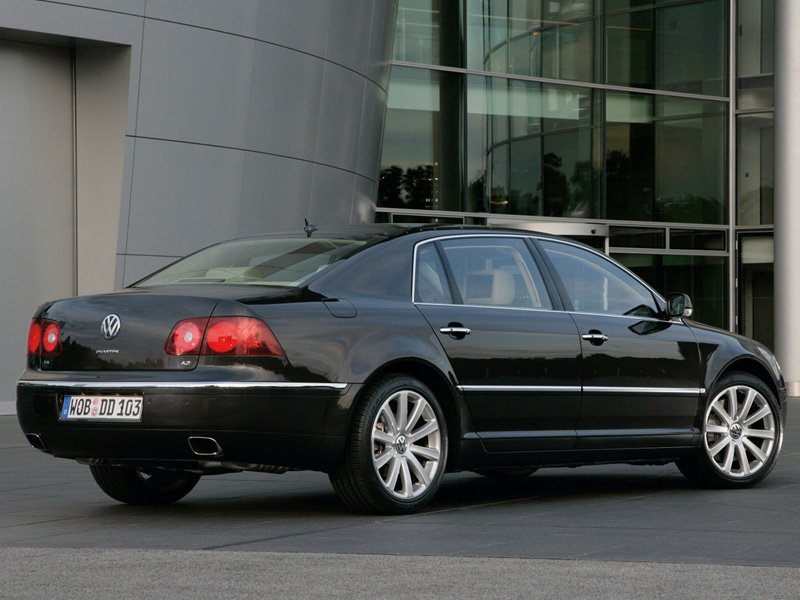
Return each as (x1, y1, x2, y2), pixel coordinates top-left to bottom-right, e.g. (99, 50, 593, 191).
(678, 371, 782, 488)
(330, 375, 447, 514)
(90, 465, 200, 505)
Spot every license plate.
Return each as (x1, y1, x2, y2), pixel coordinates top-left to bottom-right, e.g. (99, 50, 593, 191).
(60, 395, 143, 422)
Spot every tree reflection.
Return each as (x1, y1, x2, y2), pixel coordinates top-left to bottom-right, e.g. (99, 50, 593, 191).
(378, 164, 434, 210)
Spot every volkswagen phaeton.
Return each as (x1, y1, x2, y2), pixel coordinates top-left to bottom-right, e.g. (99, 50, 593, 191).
(17, 225, 786, 513)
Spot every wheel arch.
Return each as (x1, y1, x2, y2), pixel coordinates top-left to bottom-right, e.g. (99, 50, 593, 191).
(709, 357, 782, 405)
(356, 358, 470, 467)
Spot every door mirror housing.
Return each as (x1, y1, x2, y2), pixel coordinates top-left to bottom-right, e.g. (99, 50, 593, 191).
(666, 293, 693, 319)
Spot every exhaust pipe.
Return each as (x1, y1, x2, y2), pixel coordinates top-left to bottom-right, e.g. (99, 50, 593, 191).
(188, 436, 223, 457)
(25, 433, 47, 452)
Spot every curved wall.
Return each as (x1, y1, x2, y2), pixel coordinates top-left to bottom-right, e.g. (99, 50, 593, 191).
(0, 0, 397, 287)
(121, 0, 398, 284)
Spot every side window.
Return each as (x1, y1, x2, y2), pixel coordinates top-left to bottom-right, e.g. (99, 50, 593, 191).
(538, 240, 659, 318)
(437, 237, 552, 309)
(414, 243, 453, 304)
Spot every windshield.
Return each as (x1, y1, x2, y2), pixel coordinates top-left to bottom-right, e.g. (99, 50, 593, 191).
(135, 237, 366, 287)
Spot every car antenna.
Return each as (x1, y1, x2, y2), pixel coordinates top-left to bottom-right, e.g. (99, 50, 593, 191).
(304, 219, 318, 238)
(303, 219, 319, 237)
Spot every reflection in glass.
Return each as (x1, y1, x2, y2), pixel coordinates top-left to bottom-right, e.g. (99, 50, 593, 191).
(607, 0, 727, 96)
(614, 253, 728, 329)
(737, 113, 774, 225)
(670, 230, 725, 251)
(737, 0, 774, 109)
(606, 92, 727, 224)
(541, 241, 659, 317)
(394, 0, 460, 66)
(466, 76, 600, 218)
(379, 67, 461, 212)
(466, 0, 600, 83)
(738, 235, 774, 349)
(609, 227, 666, 249)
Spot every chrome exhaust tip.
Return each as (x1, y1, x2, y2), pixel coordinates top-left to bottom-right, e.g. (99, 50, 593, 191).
(25, 433, 47, 452)
(188, 436, 223, 457)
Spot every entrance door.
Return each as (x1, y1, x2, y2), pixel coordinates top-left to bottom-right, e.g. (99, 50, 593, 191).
(0, 41, 75, 414)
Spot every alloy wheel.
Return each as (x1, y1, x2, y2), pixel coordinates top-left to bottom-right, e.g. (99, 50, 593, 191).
(371, 389, 442, 500)
(703, 384, 777, 478)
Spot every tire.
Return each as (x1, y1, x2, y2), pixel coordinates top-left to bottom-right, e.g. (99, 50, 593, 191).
(678, 371, 782, 488)
(330, 375, 448, 514)
(90, 465, 200, 505)
(473, 468, 538, 480)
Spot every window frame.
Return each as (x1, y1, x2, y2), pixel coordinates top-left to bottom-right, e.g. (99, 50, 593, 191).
(411, 234, 559, 312)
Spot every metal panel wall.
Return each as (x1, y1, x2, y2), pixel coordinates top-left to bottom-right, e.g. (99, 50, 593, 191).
(0, 41, 75, 414)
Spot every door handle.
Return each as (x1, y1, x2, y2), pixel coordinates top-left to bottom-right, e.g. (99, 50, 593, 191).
(581, 331, 608, 345)
(439, 326, 471, 339)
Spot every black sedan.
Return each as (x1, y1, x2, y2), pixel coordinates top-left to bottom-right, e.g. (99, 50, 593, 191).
(17, 225, 786, 513)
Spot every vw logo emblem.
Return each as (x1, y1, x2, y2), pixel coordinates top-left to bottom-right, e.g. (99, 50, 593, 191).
(100, 314, 121, 340)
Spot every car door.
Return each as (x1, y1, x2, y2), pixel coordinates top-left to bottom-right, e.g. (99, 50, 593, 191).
(536, 238, 702, 449)
(414, 235, 582, 452)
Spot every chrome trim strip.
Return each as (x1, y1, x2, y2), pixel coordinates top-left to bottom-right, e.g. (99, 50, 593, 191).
(460, 385, 582, 393)
(584, 386, 705, 395)
(17, 380, 349, 391)
(459, 385, 705, 395)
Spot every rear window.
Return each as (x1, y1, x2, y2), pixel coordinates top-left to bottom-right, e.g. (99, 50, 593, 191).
(135, 237, 366, 287)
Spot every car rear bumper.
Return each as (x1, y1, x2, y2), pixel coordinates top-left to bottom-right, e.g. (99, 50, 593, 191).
(17, 378, 359, 472)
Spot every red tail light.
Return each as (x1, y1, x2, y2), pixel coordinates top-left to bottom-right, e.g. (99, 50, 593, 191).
(27, 321, 41, 354)
(165, 317, 284, 357)
(165, 318, 208, 356)
(42, 322, 61, 353)
(203, 317, 284, 356)
(27, 319, 61, 356)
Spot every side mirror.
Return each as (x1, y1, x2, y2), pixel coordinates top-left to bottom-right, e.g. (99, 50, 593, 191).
(666, 293, 693, 319)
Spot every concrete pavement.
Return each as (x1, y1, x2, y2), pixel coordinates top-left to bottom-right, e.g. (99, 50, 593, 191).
(2, 404, 799, 598)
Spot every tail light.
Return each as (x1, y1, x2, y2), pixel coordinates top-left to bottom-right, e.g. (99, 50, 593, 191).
(27, 321, 42, 354)
(165, 316, 284, 357)
(27, 319, 61, 356)
(165, 318, 208, 356)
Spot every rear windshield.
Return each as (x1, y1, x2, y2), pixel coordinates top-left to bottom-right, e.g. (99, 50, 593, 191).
(135, 237, 366, 287)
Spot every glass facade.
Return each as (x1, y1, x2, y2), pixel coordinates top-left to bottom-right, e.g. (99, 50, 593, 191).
(379, 0, 774, 337)
(605, 92, 726, 223)
(466, 0, 602, 82)
(465, 77, 600, 217)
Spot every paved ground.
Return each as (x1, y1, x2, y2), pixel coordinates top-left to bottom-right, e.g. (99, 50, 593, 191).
(2, 407, 799, 598)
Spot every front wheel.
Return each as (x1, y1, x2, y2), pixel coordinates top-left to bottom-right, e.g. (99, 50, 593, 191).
(90, 465, 200, 505)
(330, 375, 448, 514)
(678, 371, 782, 488)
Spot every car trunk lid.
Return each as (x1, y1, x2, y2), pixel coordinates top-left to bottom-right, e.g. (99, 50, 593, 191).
(36, 289, 222, 371)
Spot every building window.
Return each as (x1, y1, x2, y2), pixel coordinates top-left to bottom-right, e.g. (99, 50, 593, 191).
(737, 0, 774, 110)
(605, 92, 727, 224)
(379, 67, 461, 212)
(737, 113, 773, 226)
(394, 0, 461, 67)
(465, 0, 601, 83)
(614, 253, 728, 329)
(606, 0, 727, 96)
(466, 76, 600, 217)
(738, 234, 773, 349)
